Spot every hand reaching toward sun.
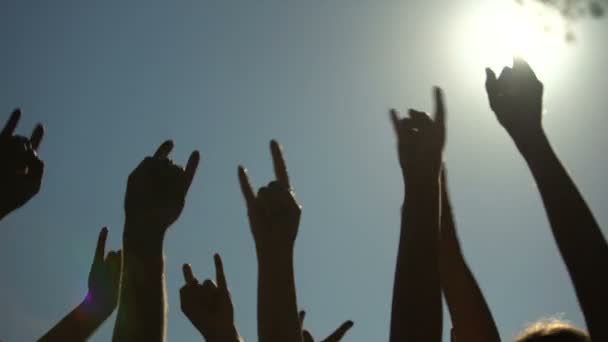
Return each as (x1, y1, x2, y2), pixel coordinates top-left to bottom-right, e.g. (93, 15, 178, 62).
(485, 57, 544, 143)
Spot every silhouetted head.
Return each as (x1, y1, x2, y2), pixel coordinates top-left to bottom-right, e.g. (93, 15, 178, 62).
(515, 319, 590, 342)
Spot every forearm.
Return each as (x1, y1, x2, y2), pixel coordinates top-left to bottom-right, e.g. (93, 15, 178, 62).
(441, 246, 500, 342)
(39, 301, 105, 342)
(390, 179, 442, 342)
(113, 225, 166, 342)
(257, 249, 301, 342)
(440, 188, 500, 342)
(517, 131, 608, 338)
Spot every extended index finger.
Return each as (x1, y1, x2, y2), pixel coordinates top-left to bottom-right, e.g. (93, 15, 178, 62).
(214, 253, 228, 290)
(238, 166, 256, 208)
(433, 87, 445, 126)
(270, 140, 290, 188)
(94, 227, 108, 265)
(153, 140, 174, 159)
(390, 109, 400, 135)
(323, 321, 354, 342)
(1, 109, 21, 140)
(182, 263, 198, 285)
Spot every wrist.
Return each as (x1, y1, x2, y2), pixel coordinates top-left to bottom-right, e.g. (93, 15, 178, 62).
(256, 243, 294, 265)
(509, 127, 548, 154)
(257, 248, 295, 277)
(404, 174, 440, 194)
(123, 220, 166, 257)
(76, 299, 107, 327)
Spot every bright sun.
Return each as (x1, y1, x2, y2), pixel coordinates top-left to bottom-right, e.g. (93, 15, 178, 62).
(460, 1, 567, 73)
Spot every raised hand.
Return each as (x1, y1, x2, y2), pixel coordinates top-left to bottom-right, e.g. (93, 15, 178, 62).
(0, 109, 44, 219)
(124, 140, 199, 242)
(238, 140, 301, 256)
(39, 228, 121, 342)
(389, 88, 445, 342)
(239, 140, 302, 342)
(390, 87, 446, 183)
(114, 140, 199, 342)
(485, 57, 544, 141)
(180, 254, 241, 342)
(86, 227, 122, 318)
(486, 59, 608, 341)
(300, 311, 354, 342)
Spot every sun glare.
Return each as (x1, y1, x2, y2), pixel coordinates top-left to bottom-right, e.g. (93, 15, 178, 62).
(460, 1, 567, 73)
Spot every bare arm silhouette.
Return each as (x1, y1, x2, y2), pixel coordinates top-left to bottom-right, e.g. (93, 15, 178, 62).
(112, 140, 199, 342)
(299, 310, 353, 342)
(180, 254, 242, 342)
(439, 171, 501, 342)
(389, 88, 445, 342)
(0, 109, 44, 220)
(486, 58, 608, 341)
(238, 140, 302, 342)
(39, 227, 121, 342)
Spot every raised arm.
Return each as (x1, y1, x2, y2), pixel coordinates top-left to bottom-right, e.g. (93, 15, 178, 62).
(39, 227, 121, 342)
(0, 109, 44, 220)
(439, 171, 501, 342)
(238, 140, 302, 342)
(112, 140, 199, 342)
(180, 254, 242, 342)
(485, 58, 608, 341)
(389, 88, 445, 342)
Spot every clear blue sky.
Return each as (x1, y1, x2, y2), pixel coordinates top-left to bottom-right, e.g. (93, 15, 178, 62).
(1, 0, 607, 341)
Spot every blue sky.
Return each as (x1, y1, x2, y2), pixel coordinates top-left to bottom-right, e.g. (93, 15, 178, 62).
(1, 0, 607, 341)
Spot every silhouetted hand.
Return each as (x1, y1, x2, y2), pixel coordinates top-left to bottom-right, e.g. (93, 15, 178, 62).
(485, 57, 544, 142)
(124, 140, 199, 242)
(390, 87, 446, 183)
(38, 228, 122, 341)
(180, 254, 241, 342)
(300, 311, 354, 342)
(0, 109, 44, 219)
(238, 140, 301, 257)
(86, 227, 122, 318)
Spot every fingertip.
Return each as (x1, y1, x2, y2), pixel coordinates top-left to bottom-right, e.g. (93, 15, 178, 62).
(270, 139, 279, 149)
(346, 320, 354, 328)
(154, 139, 174, 158)
(214, 253, 223, 269)
(189, 150, 201, 163)
(185, 150, 200, 177)
(433, 85, 443, 96)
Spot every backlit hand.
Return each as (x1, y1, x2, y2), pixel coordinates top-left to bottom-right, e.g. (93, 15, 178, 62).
(390, 87, 446, 184)
(180, 254, 240, 342)
(86, 227, 122, 319)
(238, 140, 301, 256)
(485, 57, 544, 141)
(124, 140, 199, 240)
(0, 109, 44, 218)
